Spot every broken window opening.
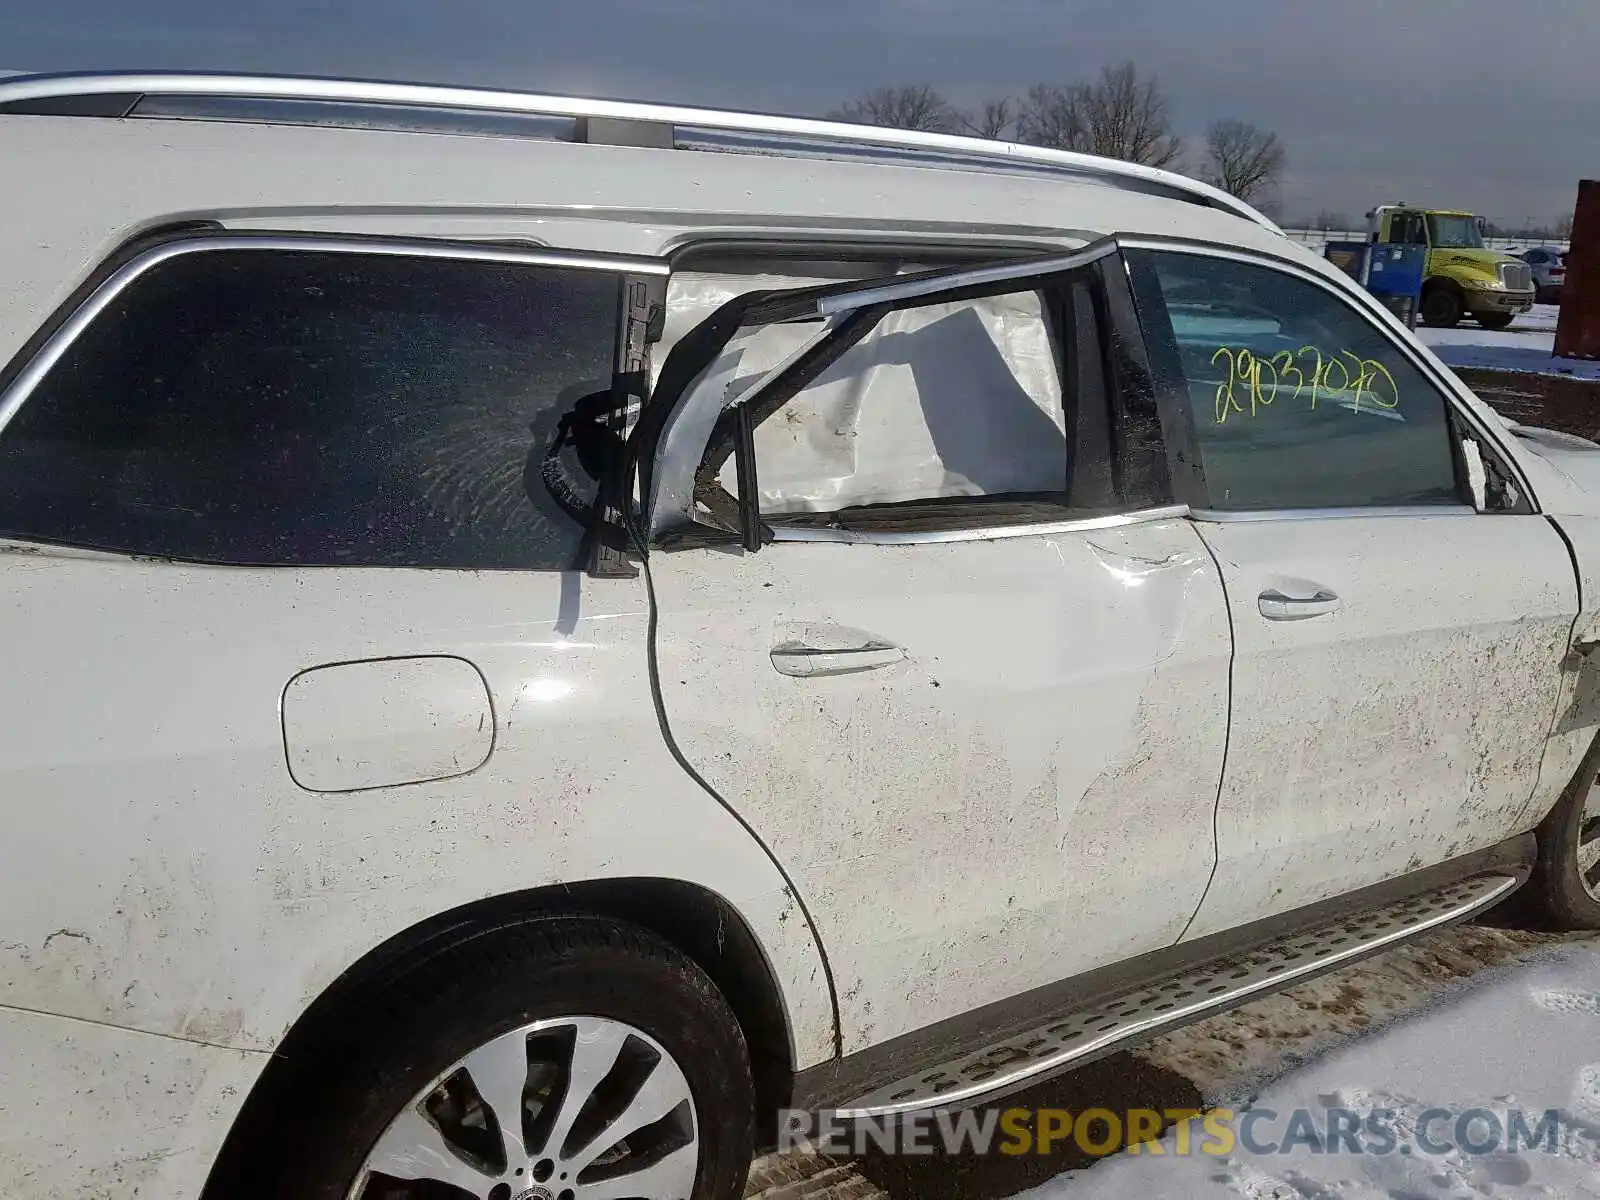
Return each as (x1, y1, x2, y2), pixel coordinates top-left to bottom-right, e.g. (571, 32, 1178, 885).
(700, 281, 1137, 537)
(637, 240, 1164, 544)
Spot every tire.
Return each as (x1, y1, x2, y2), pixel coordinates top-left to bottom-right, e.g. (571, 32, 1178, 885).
(1530, 741, 1600, 931)
(1478, 312, 1516, 331)
(1421, 285, 1465, 328)
(230, 918, 755, 1200)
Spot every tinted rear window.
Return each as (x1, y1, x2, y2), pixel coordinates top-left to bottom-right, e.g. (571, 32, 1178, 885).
(0, 248, 623, 569)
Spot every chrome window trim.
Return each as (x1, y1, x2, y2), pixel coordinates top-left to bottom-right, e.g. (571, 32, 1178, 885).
(0, 235, 668, 440)
(767, 504, 1190, 545)
(812, 239, 1119, 316)
(1116, 235, 1540, 514)
(1191, 505, 1477, 524)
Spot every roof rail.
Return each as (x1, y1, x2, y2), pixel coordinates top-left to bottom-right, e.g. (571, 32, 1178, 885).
(0, 71, 1280, 232)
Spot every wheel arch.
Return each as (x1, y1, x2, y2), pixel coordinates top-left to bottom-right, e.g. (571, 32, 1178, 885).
(1423, 274, 1466, 301)
(1420, 275, 1470, 326)
(200, 877, 799, 1198)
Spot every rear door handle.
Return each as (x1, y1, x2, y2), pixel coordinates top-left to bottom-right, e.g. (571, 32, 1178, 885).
(1258, 589, 1342, 621)
(770, 638, 906, 678)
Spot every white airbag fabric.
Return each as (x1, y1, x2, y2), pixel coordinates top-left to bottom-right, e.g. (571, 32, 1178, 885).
(660, 271, 1066, 515)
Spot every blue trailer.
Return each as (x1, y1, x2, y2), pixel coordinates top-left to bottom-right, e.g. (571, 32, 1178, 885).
(1325, 240, 1427, 329)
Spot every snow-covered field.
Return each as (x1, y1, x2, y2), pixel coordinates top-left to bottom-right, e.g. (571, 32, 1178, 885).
(1027, 944, 1600, 1198)
(1417, 305, 1600, 381)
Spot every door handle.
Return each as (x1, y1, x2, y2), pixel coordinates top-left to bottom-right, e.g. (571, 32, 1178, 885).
(770, 639, 906, 678)
(1258, 589, 1342, 621)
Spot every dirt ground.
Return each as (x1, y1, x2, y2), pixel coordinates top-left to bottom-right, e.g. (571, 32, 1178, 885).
(1458, 367, 1600, 440)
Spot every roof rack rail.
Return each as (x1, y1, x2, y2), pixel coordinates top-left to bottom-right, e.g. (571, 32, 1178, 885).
(0, 71, 1279, 232)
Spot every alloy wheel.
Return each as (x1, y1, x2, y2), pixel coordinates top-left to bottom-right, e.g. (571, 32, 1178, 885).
(1579, 774, 1600, 904)
(348, 1016, 699, 1200)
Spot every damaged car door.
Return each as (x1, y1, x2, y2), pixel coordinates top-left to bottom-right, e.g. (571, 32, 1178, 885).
(1121, 243, 1579, 940)
(631, 244, 1233, 1053)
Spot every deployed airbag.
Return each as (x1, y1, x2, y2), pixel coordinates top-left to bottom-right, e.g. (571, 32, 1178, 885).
(659, 271, 1066, 515)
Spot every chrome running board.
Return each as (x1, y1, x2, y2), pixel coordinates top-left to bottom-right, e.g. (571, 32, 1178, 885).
(838, 872, 1520, 1119)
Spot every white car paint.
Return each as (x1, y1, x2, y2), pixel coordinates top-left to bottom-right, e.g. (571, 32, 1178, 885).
(1183, 513, 1577, 938)
(1461, 438, 1600, 823)
(0, 1007, 264, 1200)
(0, 75, 1596, 1200)
(282, 656, 496, 792)
(1504, 425, 1600, 516)
(650, 518, 1231, 1052)
(0, 547, 832, 1054)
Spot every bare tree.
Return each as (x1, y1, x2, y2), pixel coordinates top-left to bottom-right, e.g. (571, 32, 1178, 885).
(1082, 63, 1185, 168)
(1017, 63, 1184, 168)
(1015, 84, 1088, 150)
(960, 97, 1018, 140)
(828, 85, 957, 133)
(1202, 119, 1285, 203)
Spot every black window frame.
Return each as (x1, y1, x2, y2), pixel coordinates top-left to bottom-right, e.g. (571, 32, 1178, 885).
(0, 229, 669, 575)
(1119, 237, 1536, 517)
(636, 241, 1180, 550)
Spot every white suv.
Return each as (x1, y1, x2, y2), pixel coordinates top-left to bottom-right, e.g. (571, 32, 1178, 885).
(3, 70, 1600, 1200)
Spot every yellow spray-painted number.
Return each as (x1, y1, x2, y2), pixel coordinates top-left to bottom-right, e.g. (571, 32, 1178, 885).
(1211, 345, 1399, 425)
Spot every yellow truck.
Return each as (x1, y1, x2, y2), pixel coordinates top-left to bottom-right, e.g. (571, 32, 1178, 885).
(1371, 205, 1535, 329)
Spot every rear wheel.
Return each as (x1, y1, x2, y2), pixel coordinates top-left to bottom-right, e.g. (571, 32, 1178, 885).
(1531, 750, 1600, 931)
(235, 918, 756, 1200)
(1478, 312, 1516, 331)
(1421, 285, 1465, 328)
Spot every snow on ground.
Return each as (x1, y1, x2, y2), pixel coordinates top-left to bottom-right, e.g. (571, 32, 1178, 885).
(746, 927, 1594, 1200)
(1134, 925, 1585, 1102)
(1024, 944, 1600, 1199)
(1417, 305, 1600, 381)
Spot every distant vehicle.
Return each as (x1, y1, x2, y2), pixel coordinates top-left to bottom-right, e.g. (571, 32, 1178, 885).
(1519, 246, 1568, 304)
(1370, 204, 1536, 329)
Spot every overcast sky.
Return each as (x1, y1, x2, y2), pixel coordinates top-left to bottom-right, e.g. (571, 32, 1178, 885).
(2, 0, 1595, 227)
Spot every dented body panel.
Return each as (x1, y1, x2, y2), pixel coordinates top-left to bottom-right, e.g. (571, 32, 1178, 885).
(649, 519, 1230, 1052)
(1184, 513, 1576, 938)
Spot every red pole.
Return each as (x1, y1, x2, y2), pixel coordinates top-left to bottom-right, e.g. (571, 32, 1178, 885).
(1555, 180, 1600, 361)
